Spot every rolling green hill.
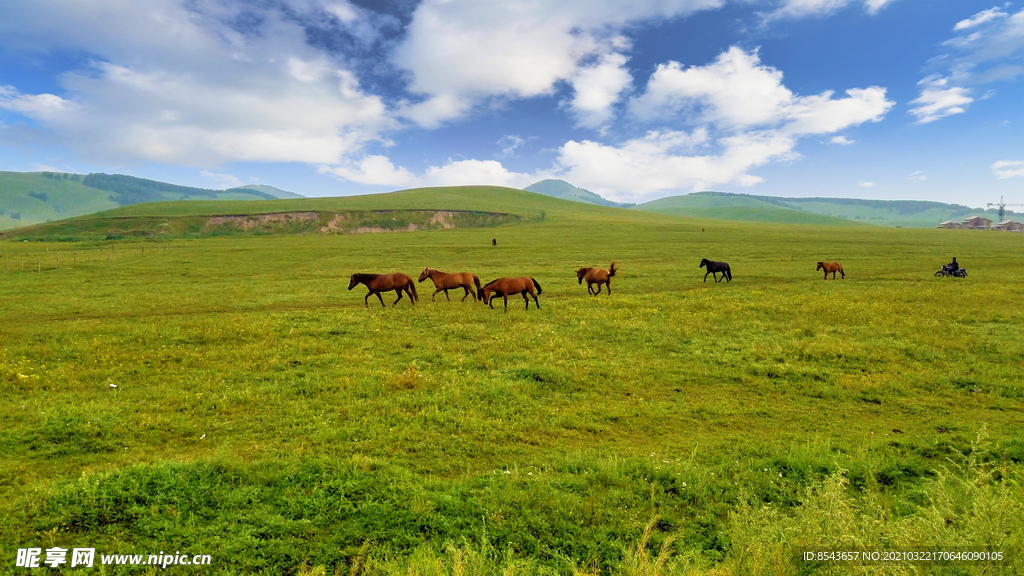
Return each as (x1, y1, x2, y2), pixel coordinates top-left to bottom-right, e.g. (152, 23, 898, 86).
(3, 186, 641, 241)
(635, 191, 1011, 227)
(0, 171, 304, 230)
(524, 179, 634, 208)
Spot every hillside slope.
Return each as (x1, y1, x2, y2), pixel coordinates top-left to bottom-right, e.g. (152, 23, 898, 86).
(524, 179, 633, 208)
(4, 186, 659, 241)
(635, 191, 1010, 227)
(0, 171, 305, 230)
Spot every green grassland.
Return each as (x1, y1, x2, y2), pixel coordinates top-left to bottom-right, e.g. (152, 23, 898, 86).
(2, 187, 1023, 575)
(634, 191, 1012, 228)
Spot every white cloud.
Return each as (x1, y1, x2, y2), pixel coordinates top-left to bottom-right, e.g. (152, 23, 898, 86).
(863, 0, 897, 14)
(200, 170, 242, 189)
(392, 0, 725, 128)
(858, 181, 876, 187)
(908, 170, 927, 181)
(548, 46, 893, 202)
(954, 7, 1009, 31)
(0, 1, 395, 167)
(566, 52, 634, 130)
(991, 160, 1024, 178)
(629, 48, 892, 135)
(321, 156, 545, 189)
(767, 0, 898, 20)
(496, 135, 525, 158)
(552, 128, 794, 202)
(830, 135, 855, 144)
(931, 7, 1024, 86)
(908, 76, 973, 123)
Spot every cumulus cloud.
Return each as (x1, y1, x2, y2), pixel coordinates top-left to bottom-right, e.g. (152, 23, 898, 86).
(564, 47, 892, 200)
(991, 160, 1024, 179)
(566, 52, 634, 130)
(0, 0, 395, 166)
(554, 128, 797, 202)
(628, 48, 892, 135)
(908, 76, 973, 123)
(830, 136, 855, 144)
(321, 156, 546, 189)
(908, 170, 926, 181)
(392, 0, 724, 128)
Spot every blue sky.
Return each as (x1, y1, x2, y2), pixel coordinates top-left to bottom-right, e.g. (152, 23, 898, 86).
(1, 0, 1022, 207)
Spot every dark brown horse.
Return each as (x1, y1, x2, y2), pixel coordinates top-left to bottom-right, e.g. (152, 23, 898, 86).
(699, 258, 732, 283)
(478, 277, 542, 310)
(817, 262, 845, 279)
(418, 267, 482, 302)
(576, 262, 618, 295)
(348, 273, 418, 307)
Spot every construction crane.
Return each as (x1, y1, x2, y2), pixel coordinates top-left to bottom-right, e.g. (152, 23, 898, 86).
(987, 196, 1024, 222)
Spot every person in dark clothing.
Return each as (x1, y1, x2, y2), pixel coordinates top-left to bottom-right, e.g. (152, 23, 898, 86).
(948, 257, 959, 272)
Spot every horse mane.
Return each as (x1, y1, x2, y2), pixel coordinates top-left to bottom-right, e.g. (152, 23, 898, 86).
(351, 273, 381, 281)
(482, 278, 501, 289)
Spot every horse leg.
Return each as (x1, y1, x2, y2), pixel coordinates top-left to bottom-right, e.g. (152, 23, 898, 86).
(365, 292, 371, 307)
(532, 290, 540, 309)
(432, 288, 442, 302)
(704, 271, 710, 283)
(606, 279, 611, 294)
(594, 283, 602, 295)
(375, 292, 385, 308)
(522, 291, 530, 310)
(587, 282, 594, 295)
(488, 294, 496, 309)
(503, 294, 508, 311)
(461, 286, 471, 302)
(393, 288, 404, 306)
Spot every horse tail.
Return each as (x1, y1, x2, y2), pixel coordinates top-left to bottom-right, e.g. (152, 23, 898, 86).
(473, 274, 482, 290)
(531, 278, 542, 295)
(839, 264, 845, 277)
(726, 267, 732, 281)
(609, 262, 617, 276)
(409, 278, 419, 302)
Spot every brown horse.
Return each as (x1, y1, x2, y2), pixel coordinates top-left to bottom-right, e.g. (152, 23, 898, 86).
(418, 267, 482, 302)
(348, 273, 419, 307)
(816, 262, 845, 279)
(478, 277, 542, 310)
(576, 262, 618, 295)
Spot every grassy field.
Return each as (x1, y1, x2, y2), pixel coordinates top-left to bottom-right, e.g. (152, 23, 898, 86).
(2, 187, 1023, 575)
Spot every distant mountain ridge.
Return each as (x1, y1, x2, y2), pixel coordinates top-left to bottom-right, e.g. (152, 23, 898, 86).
(524, 179, 634, 208)
(0, 171, 302, 230)
(633, 191, 1012, 228)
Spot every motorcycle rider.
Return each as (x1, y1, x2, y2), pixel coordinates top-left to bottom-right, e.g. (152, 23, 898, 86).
(947, 257, 959, 273)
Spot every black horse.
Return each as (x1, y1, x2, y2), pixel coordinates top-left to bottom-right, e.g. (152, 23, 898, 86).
(699, 258, 732, 283)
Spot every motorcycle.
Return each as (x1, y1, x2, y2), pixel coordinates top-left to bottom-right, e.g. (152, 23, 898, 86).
(935, 265, 967, 278)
